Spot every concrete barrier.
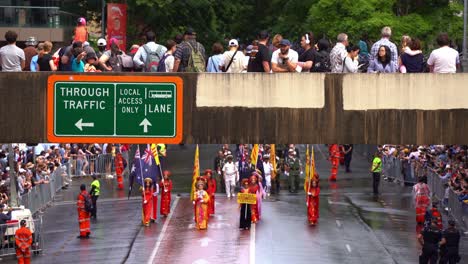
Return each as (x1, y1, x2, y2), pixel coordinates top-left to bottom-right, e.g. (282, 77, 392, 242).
(0, 72, 467, 144)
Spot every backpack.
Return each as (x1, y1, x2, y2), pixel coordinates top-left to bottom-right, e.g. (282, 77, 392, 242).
(186, 42, 206, 72)
(119, 53, 134, 72)
(312, 51, 331, 72)
(143, 44, 163, 72)
(81, 193, 93, 213)
(108, 54, 123, 72)
(157, 53, 171, 72)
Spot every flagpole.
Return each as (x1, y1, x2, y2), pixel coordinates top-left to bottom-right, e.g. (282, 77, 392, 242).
(308, 146, 313, 193)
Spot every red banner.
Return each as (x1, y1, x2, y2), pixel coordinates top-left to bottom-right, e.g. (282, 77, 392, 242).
(107, 3, 127, 51)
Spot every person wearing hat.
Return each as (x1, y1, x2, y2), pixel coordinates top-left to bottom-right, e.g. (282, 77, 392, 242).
(248, 174, 261, 223)
(329, 144, 340, 181)
(159, 170, 173, 217)
(439, 219, 461, 264)
(219, 39, 246, 73)
(262, 154, 274, 196)
(271, 39, 299, 72)
(77, 184, 91, 238)
(286, 149, 301, 193)
(15, 219, 33, 264)
(306, 178, 320, 226)
(239, 178, 252, 230)
(23, 36, 37, 71)
(74, 17, 88, 43)
(203, 169, 216, 216)
(222, 154, 239, 199)
(193, 177, 210, 230)
(96, 38, 107, 59)
(142, 177, 158, 226)
(173, 27, 206, 72)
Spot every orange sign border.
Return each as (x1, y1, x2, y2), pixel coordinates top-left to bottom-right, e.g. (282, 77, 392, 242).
(47, 75, 183, 144)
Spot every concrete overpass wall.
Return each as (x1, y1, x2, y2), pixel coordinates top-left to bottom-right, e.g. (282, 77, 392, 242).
(0, 72, 467, 144)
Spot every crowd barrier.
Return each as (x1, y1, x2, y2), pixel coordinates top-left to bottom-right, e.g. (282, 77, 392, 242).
(382, 156, 467, 230)
(67, 154, 115, 177)
(0, 217, 43, 258)
(19, 166, 69, 215)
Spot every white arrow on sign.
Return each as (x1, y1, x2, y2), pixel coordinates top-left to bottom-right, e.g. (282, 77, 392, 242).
(75, 118, 94, 131)
(139, 118, 152, 133)
(198, 237, 213, 247)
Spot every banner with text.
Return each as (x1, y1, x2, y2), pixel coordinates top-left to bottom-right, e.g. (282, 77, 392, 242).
(107, 3, 127, 51)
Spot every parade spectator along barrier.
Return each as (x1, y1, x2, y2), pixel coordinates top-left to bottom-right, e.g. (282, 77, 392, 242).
(1, 73, 468, 144)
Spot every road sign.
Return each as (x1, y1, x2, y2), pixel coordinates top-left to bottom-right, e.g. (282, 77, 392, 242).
(47, 75, 183, 143)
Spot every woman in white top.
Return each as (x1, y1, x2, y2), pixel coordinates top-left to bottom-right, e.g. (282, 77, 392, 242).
(342, 45, 360, 73)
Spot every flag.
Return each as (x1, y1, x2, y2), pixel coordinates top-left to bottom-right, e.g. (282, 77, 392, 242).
(150, 143, 161, 166)
(250, 144, 259, 167)
(311, 146, 316, 181)
(190, 144, 200, 201)
(304, 145, 310, 192)
(129, 145, 158, 188)
(270, 144, 277, 180)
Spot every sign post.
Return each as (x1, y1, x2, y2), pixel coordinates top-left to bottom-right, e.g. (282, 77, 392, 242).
(47, 75, 183, 143)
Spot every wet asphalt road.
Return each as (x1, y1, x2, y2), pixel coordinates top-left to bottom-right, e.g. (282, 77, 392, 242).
(1, 144, 466, 264)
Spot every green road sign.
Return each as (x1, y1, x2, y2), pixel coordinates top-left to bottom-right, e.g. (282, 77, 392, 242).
(47, 75, 183, 143)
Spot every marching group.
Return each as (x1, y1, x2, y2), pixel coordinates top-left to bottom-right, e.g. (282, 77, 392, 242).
(0, 19, 463, 74)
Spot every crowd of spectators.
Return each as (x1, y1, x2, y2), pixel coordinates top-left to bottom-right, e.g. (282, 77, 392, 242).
(0, 22, 463, 74)
(380, 145, 468, 205)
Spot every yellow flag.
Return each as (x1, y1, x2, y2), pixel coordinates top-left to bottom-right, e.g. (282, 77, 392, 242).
(304, 145, 310, 191)
(270, 144, 277, 180)
(150, 144, 160, 166)
(311, 146, 316, 181)
(250, 144, 259, 167)
(190, 144, 200, 201)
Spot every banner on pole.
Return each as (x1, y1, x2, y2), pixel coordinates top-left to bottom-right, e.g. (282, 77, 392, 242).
(107, 3, 127, 51)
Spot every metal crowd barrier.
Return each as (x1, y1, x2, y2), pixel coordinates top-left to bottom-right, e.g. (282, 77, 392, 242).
(67, 154, 115, 177)
(0, 217, 43, 258)
(382, 155, 416, 185)
(19, 166, 68, 215)
(448, 191, 467, 230)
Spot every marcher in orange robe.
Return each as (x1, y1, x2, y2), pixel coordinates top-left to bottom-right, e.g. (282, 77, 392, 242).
(193, 179, 210, 230)
(159, 170, 173, 217)
(77, 184, 91, 238)
(306, 179, 320, 225)
(329, 144, 340, 181)
(203, 169, 217, 216)
(249, 175, 260, 223)
(115, 152, 125, 190)
(15, 220, 32, 264)
(142, 178, 157, 226)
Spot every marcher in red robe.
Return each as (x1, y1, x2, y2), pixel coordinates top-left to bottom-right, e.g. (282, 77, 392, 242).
(142, 178, 156, 226)
(159, 170, 173, 217)
(249, 175, 260, 223)
(203, 169, 217, 216)
(306, 179, 320, 225)
(77, 184, 91, 238)
(193, 179, 210, 230)
(329, 144, 340, 181)
(115, 152, 125, 189)
(430, 202, 443, 230)
(413, 178, 431, 225)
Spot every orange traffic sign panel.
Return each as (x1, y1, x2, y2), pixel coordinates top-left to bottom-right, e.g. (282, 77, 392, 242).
(47, 75, 183, 144)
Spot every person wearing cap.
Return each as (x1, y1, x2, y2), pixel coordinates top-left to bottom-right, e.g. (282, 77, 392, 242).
(248, 30, 271, 72)
(219, 39, 246, 73)
(77, 184, 91, 238)
(203, 169, 216, 216)
(23, 36, 37, 71)
(193, 177, 210, 230)
(439, 220, 461, 264)
(74, 17, 88, 43)
(15, 219, 33, 264)
(271, 39, 299, 73)
(262, 154, 274, 196)
(96, 38, 107, 58)
(173, 27, 206, 72)
(159, 170, 173, 217)
(222, 154, 239, 199)
(286, 149, 301, 193)
(418, 218, 442, 264)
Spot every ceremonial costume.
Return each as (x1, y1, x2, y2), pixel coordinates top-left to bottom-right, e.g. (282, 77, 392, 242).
(249, 176, 260, 223)
(142, 178, 158, 226)
(115, 152, 125, 189)
(193, 179, 210, 230)
(159, 171, 173, 216)
(329, 144, 340, 181)
(413, 181, 431, 224)
(239, 179, 252, 230)
(306, 180, 320, 225)
(203, 169, 217, 216)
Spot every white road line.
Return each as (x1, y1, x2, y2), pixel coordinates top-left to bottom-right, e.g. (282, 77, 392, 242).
(147, 197, 180, 264)
(346, 244, 352, 253)
(250, 224, 256, 264)
(336, 220, 341, 228)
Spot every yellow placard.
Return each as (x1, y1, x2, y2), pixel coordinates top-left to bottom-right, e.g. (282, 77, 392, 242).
(237, 193, 257, 204)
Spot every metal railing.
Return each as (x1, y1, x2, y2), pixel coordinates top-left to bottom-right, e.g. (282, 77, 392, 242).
(0, 6, 78, 28)
(19, 166, 69, 215)
(67, 154, 116, 177)
(381, 155, 417, 185)
(0, 217, 43, 258)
